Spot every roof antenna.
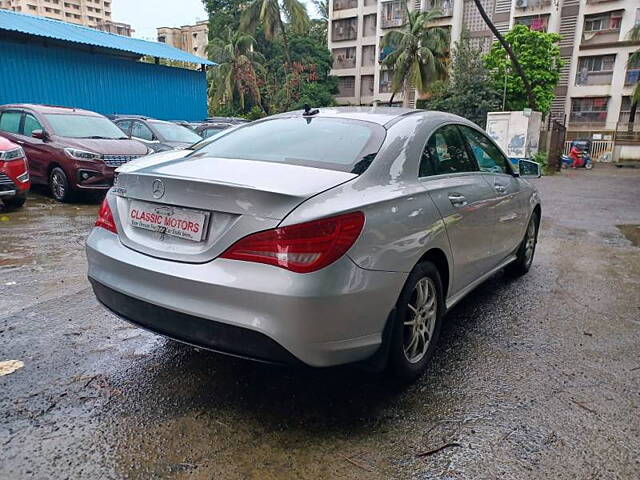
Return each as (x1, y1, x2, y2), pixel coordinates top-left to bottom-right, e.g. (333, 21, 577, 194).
(302, 104, 319, 116)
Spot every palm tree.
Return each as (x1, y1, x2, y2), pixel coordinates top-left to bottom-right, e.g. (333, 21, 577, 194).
(626, 24, 640, 130)
(207, 27, 265, 112)
(471, 0, 537, 111)
(240, 0, 309, 68)
(381, 6, 449, 107)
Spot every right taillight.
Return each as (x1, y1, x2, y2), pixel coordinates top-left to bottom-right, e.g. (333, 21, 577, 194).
(95, 197, 117, 234)
(220, 211, 365, 273)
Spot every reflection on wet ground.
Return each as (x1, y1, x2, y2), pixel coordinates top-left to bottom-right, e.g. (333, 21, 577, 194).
(1, 167, 639, 479)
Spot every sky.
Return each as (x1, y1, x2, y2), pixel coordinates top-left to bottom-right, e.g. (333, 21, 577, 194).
(111, 0, 318, 41)
(111, 0, 208, 40)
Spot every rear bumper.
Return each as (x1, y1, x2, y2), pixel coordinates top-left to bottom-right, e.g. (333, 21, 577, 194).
(90, 279, 301, 364)
(86, 228, 407, 367)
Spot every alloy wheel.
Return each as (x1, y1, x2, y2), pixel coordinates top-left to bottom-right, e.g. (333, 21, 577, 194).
(524, 220, 536, 267)
(403, 277, 437, 364)
(51, 171, 66, 200)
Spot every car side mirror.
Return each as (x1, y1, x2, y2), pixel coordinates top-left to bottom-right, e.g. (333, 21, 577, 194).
(519, 159, 541, 178)
(32, 129, 48, 140)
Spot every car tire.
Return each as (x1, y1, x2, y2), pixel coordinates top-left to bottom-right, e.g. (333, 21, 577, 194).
(49, 167, 74, 203)
(387, 261, 444, 384)
(2, 195, 26, 209)
(506, 211, 539, 277)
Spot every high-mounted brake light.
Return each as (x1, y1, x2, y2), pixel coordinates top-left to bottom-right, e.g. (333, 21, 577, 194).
(221, 212, 365, 273)
(95, 197, 117, 234)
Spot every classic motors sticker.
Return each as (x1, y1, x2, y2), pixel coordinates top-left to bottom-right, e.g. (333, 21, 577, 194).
(128, 200, 208, 242)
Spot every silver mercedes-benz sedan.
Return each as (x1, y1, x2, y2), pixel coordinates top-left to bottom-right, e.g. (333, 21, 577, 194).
(86, 107, 541, 381)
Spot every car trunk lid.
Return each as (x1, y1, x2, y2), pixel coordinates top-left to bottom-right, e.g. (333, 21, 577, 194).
(111, 156, 357, 263)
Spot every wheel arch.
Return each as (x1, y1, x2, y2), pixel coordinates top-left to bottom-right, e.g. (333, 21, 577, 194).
(417, 248, 450, 301)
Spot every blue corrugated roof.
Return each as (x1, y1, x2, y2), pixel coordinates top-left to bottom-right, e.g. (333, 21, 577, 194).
(0, 9, 214, 65)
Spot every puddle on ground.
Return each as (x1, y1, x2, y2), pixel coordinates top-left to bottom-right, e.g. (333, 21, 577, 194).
(617, 224, 640, 247)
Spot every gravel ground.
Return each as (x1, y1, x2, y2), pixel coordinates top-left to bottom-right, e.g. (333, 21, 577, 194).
(1, 167, 639, 479)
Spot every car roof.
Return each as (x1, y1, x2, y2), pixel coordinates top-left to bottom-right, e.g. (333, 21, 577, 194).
(270, 106, 420, 125)
(268, 106, 471, 128)
(0, 103, 103, 116)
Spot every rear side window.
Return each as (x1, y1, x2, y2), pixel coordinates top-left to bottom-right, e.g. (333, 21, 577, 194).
(23, 114, 43, 137)
(421, 125, 477, 176)
(193, 117, 386, 174)
(0, 111, 22, 134)
(131, 121, 154, 141)
(459, 125, 510, 174)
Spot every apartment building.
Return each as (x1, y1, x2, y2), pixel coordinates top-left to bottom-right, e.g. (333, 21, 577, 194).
(0, 0, 132, 36)
(157, 20, 209, 61)
(328, 0, 640, 138)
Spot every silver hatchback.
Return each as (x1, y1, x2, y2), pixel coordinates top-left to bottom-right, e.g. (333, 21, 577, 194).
(86, 107, 541, 381)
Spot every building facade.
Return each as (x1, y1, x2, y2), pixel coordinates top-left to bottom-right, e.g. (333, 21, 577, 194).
(328, 0, 640, 139)
(157, 20, 209, 61)
(0, 0, 133, 36)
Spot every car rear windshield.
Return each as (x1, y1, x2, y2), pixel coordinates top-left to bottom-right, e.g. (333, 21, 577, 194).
(44, 114, 127, 139)
(151, 121, 202, 143)
(192, 117, 386, 174)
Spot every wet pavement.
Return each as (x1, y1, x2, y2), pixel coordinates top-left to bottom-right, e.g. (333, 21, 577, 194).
(1, 168, 639, 479)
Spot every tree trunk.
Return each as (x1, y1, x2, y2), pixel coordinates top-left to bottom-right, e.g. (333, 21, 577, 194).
(402, 90, 411, 108)
(279, 19, 292, 72)
(472, 0, 537, 111)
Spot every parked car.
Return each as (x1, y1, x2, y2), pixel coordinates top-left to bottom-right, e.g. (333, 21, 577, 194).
(87, 107, 541, 382)
(112, 116, 202, 151)
(194, 122, 236, 139)
(204, 116, 248, 125)
(0, 104, 150, 202)
(0, 136, 30, 208)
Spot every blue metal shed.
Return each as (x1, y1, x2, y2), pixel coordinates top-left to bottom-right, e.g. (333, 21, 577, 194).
(0, 10, 214, 121)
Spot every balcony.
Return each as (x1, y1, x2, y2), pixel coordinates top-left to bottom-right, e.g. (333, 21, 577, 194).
(361, 75, 375, 97)
(581, 11, 622, 46)
(333, 0, 357, 11)
(514, 0, 551, 10)
(625, 69, 640, 86)
(337, 76, 356, 97)
(331, 18, 358, 42)
(575, 70, 613, 86)
(362, 45, 376, 66)
(379, 71, 393, 93)
(332, 47, 356, 69)
(569, 97, 609, 125)
(381, 1, 407, 29)
(515, 14, 549, 32)
(424, 0, 454, 18)
(363, 13, 377, 37)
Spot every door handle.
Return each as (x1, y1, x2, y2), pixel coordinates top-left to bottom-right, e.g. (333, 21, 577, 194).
(15, 140, 25, 144)
(494, 183, 506, 194)
(448, 193, 467, 207)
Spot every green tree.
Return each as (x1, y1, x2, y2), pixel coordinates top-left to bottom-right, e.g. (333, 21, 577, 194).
(309, 0, 328, 44)
(240, 0, 310, 68)
(381, 6, 449, 107)
(201, 0, 248, 42)
(471, 0, 536, 110)
(207, 27, 265, 113)
(626, 24, 640, 129)
(419, 31, 501, 128)
(484, 25, 563, 115)
(257, 33, 337, 112)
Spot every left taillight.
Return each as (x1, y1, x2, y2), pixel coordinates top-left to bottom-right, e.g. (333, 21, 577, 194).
(95, 197, 117, 234)
(220, 211, 365, 273)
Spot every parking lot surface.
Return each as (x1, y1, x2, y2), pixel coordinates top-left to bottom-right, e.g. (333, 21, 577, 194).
(1, 167, 639, 479)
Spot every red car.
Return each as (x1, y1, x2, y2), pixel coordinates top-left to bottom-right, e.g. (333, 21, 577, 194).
(0, 136, 30, 208)
(0, 104, 150, 202)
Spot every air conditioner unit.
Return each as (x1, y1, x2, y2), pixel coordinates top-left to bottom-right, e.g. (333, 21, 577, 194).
(515, 0, 528, 8)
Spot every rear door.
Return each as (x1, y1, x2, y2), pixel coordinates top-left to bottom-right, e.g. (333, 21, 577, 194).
(418, 124, 497, 295)
(459, 126, 526, 266)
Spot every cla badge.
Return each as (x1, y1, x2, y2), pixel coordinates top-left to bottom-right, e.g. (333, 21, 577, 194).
(151, 179, 165, 199)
